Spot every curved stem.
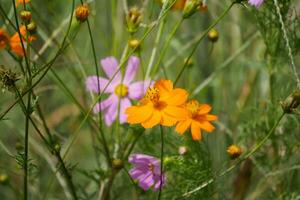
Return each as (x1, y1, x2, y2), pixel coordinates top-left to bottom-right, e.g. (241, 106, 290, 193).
(177, 112, 285, 199)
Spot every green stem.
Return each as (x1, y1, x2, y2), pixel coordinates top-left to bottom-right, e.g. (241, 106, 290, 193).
(177, 112, 286, 199)
(158, 125, 164, 200)
(151, 18, 184, 77)
(174, 2, 235, 86)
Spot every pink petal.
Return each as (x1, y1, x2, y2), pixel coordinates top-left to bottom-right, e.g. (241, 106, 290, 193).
(128, 80, 153, 100)
(139, 173, 155, 191)
(129, 154, 158, 165)
(248, 0, 264, 7)
(104, 96, 119, 126)
(93, 95, 115, 113)
(124, 56, 140, 84)
(119, 98, 131, 124)
(100, 56, 119, 78)
(86, 76, 113, 93)
(153, 174, 166, 191)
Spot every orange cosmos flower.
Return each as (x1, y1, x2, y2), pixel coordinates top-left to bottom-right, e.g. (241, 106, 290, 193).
(9, 25, 36, 57)
(16, 0, 30, 7)
(0, 29, 10, 49)
(126, 79, 188, 128)
(175, 99, 217, 140)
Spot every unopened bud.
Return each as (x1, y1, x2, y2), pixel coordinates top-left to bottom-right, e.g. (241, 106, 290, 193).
(227, 144, 242, 159)
(183, 0, 201, 18)
(112, 159, 124, 170)
(208, 28, 219, 42)
(0, 174, 9, 185)
(75, 4, 90, 22)
(26, 21, 37, 34)
(128, 39, 141, 50)
(20, 10, 32, 23)
(280, 91, 300, 114)
(184, 58, 193, 68)
(126, 7, 142, 34)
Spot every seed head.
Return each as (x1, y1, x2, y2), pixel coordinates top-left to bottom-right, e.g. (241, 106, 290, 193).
(280, 91, 300, 114)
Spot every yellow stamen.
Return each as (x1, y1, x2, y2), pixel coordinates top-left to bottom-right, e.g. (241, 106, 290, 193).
(186, 100, 200, 117)
(114, 84, 128, 97)
(145, 87, 160, 103)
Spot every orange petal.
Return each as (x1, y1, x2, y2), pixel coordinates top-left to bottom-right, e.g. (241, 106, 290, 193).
(205, 114, 218, 121)
(163, 88, 188, 106)
(191, 122, 202, 140)
(126, 104, 153, 124)
(197, 104, 212, 115)
(163, 105, 188, 120)
(199, 121, 215, 132)
(155, 79, 173, 93)
(175, 119, 191, 134)
(141, 110, 161, 128)
(160, 113, 178, 126)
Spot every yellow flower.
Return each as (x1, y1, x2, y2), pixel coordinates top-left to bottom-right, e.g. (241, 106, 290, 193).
(126, 79, 188, 128)
(175, 100, 217, 140)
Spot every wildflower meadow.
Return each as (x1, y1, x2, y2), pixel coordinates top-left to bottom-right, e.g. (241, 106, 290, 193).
(1, 0, 300, 199)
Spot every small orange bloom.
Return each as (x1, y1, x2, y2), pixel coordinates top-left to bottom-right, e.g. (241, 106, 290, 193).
(227, 145, 242, 159)
(0, 29, 10, 49)
(9, 25, 36, 56)
(175, 100, 217, 140)
(16, 0, 30, 7)
(126, 79, 188, 128)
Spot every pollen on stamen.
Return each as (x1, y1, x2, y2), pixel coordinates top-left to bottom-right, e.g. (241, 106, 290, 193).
(145, 87, 160, 103)
(186, 100, 200, 117)
(114, 84, 128, 98)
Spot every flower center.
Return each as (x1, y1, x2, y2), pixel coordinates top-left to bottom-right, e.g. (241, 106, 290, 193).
(145, 87, 160, 103)
(114, 84, 128, 97)
(148, 163, 155, 173)
(186, 100, 200, 117)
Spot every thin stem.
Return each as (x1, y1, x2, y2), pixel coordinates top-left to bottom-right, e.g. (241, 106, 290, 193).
(158, 125, 164, 200)
(150, 18, 184, 77)
(273, 0, 300, 89)
(177, 112, 286, 199)
(174, 2, 235, 86)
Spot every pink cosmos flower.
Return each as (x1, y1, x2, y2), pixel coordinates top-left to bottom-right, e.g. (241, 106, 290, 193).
(129, 154, 166, 191)
(86, 56, 150, 126)
(248, 0, 264, 7)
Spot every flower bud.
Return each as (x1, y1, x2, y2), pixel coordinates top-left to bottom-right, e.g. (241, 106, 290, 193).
(126, 7, 142, 34)
(280, 91, 300, 114)
(184, 58, 194, 68)
(26, 21, 37, 34)
(227, 144, 242, 159)
(75, 4, 90, 22)
(183, 0, 201, 18)
(112, 159, 124, 170)
(20, 10, 32, 23)
(0, 174, 9, 185)
(128, 39, 141, 50)
(208, 28, 219, 42)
